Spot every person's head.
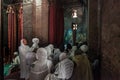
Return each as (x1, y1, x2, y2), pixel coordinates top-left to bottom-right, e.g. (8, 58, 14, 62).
(71, 46, 77, 51)
(67, 43, 72, 50)
(14, 52, 18, 56)
(59, 52, 67, 61)
(36, 48, 47, 61)
(32, 38, 39, 44)
(48, 44, 54, 51)
(54, 48, 61, 55)
(79, 44, 88, 53)
(21, 38, 28, 45)
(74, 49, 83, 56)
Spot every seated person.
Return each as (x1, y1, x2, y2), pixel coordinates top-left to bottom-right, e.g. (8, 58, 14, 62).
(12, 52, 20, 66)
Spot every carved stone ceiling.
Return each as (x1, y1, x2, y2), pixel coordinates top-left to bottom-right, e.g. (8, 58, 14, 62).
(59, 0, 87, 7)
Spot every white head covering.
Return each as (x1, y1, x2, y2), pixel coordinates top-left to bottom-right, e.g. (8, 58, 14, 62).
(80, 44, 88, 53)
(36, 48, 47, 61)
(13, 52, 20, 65)
(59, 52, 67, 61)
(45, 44, 54, 57)
(32, 38, 39, 44)
(14, 51, 18, 55)
(20, 39, 30, 52)
(20, 39, 25, 46)
(31, 38, 39, 51)
(19, 39, 31, 79)
(48, 44, 54, 52)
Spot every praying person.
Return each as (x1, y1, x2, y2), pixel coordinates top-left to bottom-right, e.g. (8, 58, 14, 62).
(19, 39, 33, 79)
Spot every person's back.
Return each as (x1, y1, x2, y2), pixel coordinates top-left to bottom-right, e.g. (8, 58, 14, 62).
(30, 48, 49, 80)
(30, 61, 48, 80)
(71, 49, 93, 80)
(55, 52, 74, 80)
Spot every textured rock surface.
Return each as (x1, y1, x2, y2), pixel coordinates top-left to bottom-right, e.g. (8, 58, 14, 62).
(23, 3, 33, 45)
(101, 0, 120, 79)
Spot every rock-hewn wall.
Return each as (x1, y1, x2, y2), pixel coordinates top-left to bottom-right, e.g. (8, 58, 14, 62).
(23, 3, 33, 45)
(89, 0, 100, 62)
(101, 0, 120, 79)
(0, 1, 4, 79)
(32, 0, 49, 46)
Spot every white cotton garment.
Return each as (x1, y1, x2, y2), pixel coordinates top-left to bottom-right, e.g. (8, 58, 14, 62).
(53, 48, 61, 63)
(45, 44, 54, 57)
(19, 39, 32, 79)
(26, 51, 36, 79)
(30, 48, 49, 80)
(70, 46, 77, 57)
(80, 44, 88, 53)
(31, 38, 39, 51)
(55, 58, 74, 79)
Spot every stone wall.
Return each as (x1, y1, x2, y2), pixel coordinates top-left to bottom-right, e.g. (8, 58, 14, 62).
(32, 0, 49, 46)
(88, 0, 100, 61)
(0, 1, 4, 79)
(23, 3, 33, 45)
(101, 0, 120, 79)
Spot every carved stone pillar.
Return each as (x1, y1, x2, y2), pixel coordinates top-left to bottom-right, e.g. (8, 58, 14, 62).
(23, 1, 33, 45)
(88, 0, 99, 57)
(0, 0, 3, 79)
(32, 0, 49, 46)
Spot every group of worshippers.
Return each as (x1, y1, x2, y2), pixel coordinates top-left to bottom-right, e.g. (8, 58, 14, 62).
(17, 38, 93, 80)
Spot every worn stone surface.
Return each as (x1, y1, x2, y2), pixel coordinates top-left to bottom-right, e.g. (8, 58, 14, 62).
(101, 0, 120, 79)
(23, 3, 33, 45)
(88, 0, 100, 61)
(32, 0, 49, 46)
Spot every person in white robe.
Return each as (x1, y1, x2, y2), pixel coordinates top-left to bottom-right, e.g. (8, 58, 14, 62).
(31, 38, 39, 52)
(26, 51, 36, 80)
(45, 53, 74, 80)
(45, 44, 54, 73)
(12, 52, 20, 65)
(53, 48, 61, 65)
(19, 39, 33, 79)
(45, 52, 74, 80)
(30, 48, 49, 80)
(45, 44, 54, 57)
(70, 46, 77, 57)
(54, 52, 74, 80)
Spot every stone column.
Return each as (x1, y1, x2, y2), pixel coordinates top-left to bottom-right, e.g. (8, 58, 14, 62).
(0, 0, 4, 79)
(88, 0, 99, 58)
(32, 0, 49, 46)
(101, 0, 120, 79)
(23, 1, 33, 45)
